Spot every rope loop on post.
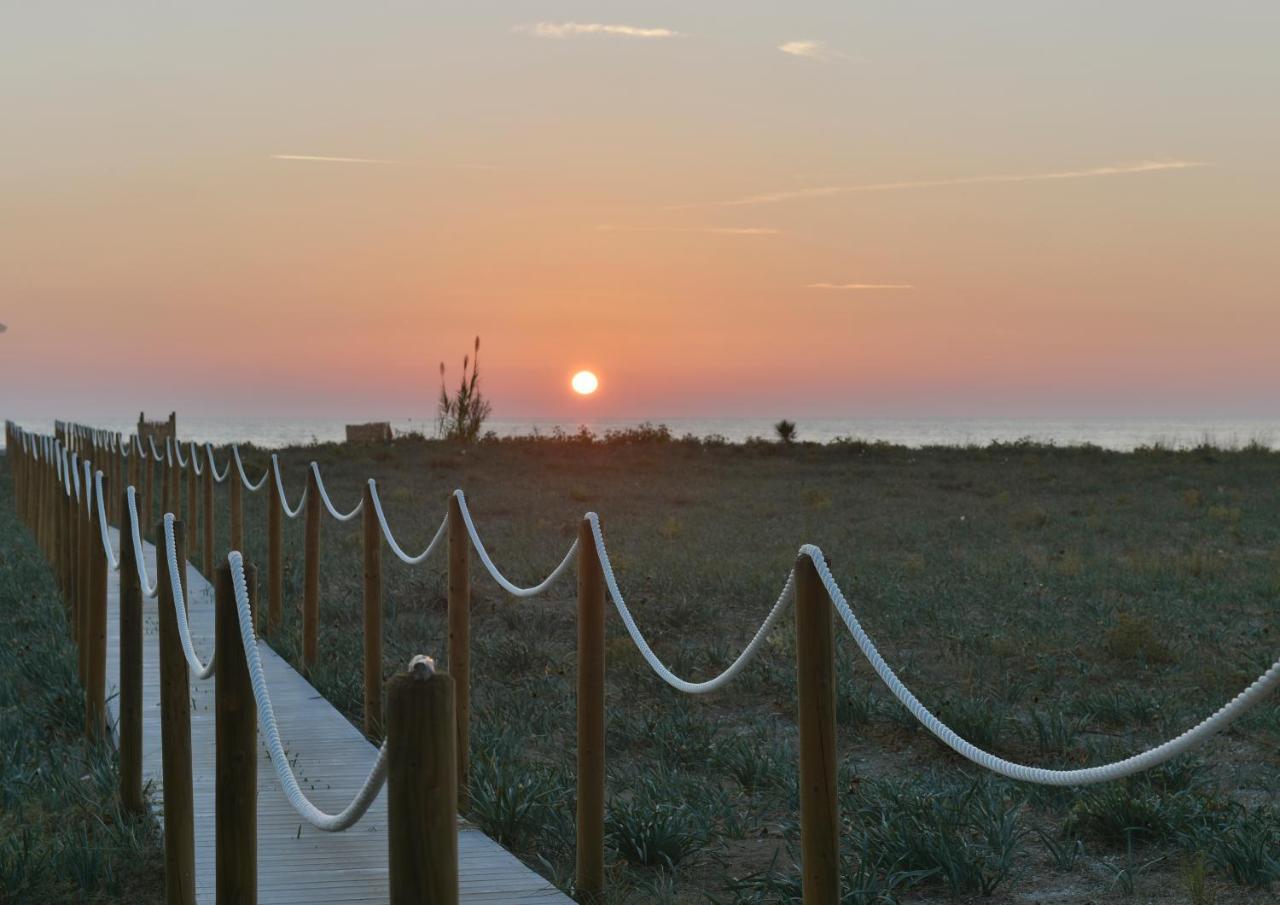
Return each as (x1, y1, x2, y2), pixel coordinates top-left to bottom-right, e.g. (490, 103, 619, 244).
(233, 446, 269, 492)
(271, 455, 308, 518)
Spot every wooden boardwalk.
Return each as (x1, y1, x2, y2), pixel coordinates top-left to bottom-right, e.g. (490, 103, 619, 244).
(103, 529, 571, 904)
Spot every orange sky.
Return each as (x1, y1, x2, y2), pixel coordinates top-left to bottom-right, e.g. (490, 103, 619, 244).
(2, 3, 1278, 420)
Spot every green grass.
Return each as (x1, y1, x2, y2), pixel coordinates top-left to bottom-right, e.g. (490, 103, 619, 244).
(0, 455, 164, 904)
(154, 434, 1280, 902)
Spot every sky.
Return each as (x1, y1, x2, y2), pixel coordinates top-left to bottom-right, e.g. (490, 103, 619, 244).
(1, 1, 1278, 422)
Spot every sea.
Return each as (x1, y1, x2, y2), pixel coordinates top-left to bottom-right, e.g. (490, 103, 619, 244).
(6, 416, 1279, 452)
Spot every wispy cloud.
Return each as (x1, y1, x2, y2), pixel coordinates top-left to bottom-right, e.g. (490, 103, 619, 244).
(778, 40, 849, 62)
(271, 154, 405, 165)
(807, 282, 915, 291)
(597, 225, 780, 235)
(516, 22, 684, 39)
(690, 160, 1208, 208)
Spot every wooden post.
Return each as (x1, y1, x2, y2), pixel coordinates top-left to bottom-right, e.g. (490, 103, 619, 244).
(119, 489, 144, 812)
(158, 518, 196, 905)
(795, 553, 839, 905)
(267, 460, 283, 637)
(216, 560, 257, 905)
(302, 464, 320, 670)
(230, 458, 244, 553)
(447, 495, 470, 806)
(386, 660, 458, 905)
(85, 474, 108, 740)
(576, 517, 606, 903)
(363, 483, 383, 737)
(76, 464, 91, 660)
(202, 456, 214, 576)
(186, 447, 197, 555)
(143, 444, 154, 531)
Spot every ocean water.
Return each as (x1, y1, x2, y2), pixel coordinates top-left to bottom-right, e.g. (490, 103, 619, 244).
(7, 415, 1279, 452)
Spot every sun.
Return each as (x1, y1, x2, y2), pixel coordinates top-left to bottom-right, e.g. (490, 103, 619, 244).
(571, 370, 599, 395)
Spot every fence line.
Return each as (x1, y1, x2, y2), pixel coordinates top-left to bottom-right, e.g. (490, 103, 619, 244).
(6, 417, 1280, 904)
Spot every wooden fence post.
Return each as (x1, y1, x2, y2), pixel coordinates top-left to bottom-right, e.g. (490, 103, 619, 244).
(76, 463, 91, 662)
(118, 489, 144, 812)
(202, 453, 214, 576)
(186, 447, 197, 556)
(267, 458, 283, 637)
(447, 495, 470, 807)
(157, 518, 196, 905)
(795, 553, 839, 905)
(363, 482, 383, 737)
(576, 517, 606, 904)
(216, 560, 257, 905)
(230, 458, 244, 553)
(302, 464, 320, 670)
(143, 443, 154, 531)
(387, 659, 458, 905)
(85, 474, 108, 740)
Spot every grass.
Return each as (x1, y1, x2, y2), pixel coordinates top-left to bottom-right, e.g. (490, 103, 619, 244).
(0, 455, 164, 904)
(109, 433, 1280, 901)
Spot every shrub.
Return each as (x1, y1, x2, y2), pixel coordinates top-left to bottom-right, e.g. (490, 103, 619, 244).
(437, 335, 492, 442)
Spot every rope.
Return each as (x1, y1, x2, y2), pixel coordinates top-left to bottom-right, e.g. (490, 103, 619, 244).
(454, 490, 577, 597)
(71, 453, 81, 502)
(803, 545, 1280, 786)
(272, 455, 308, 518)
(172, 439, 188, 468)
(310, 463, 363, 522)
(60, 448, 70, 496)
(234, 446, 269, 492)
(125, 487, 159, 598)
(367, 480, 448, 565)
(164, 514, 216, 679)
(190, 442, 203, 476)
(94, 471, 120, 571)
(228, 552, 387, 831)
(587, 512, 795, 693)
(149, 436, 164, 462)
(206, 444, 230, 483)
(133, 434, 146, 460)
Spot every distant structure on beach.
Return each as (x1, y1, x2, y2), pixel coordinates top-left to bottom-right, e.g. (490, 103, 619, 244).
(345, 421, 392, 444)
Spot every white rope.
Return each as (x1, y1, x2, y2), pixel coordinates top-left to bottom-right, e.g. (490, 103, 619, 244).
(271, 455, 308, 518)
(234, 446, 269, 492)
(163, 514, 215, 679)
(190, 442, 203, 476)
(60, 447, 70, 496)
(94, 470, 121, 571)
(206, 444, 230, 483)
(454, 490, 577, 597)
(150, 436, 164, 462)
(82, 461, 92, 514)
(803, 545, 1280, 786)
(133, 434, 146, 460)
(172, 438, 188, 468)
(310, 462, 363, 522)
(367, 480, 448, 565)
(55, 441, 64, 482)
(71, 453, 81, 502)
(587, 512, 795, 693)
(125, 487, 159, 599)
(228, 552, 387, 831)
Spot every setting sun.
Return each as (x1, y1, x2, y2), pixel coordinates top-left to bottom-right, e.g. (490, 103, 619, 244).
(571, 370, 599, 396)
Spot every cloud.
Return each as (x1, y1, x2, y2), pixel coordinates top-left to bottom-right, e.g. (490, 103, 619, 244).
(271, 154, 405, 165)
(516, 22, 684, 39)
(778, 40, 848, 62)
(807, 283, 915, 291)
(597, 225, 780, 235)
(691, 160, 1208, 208)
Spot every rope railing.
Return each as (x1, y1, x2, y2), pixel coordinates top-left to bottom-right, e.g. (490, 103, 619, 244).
(367, 479, 449, 564)
(454, 489, 578, 597)
(271, 454, 307, 517)
(234, 445, 269, 491)
(310, 461, 363, 522)
(228, 552, 389, 831)
(9, 417, 1280, 904)
(206, 444, 229, 483)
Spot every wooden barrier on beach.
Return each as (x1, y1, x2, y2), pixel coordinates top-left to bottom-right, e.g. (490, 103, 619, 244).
(5, 417, 848, 905)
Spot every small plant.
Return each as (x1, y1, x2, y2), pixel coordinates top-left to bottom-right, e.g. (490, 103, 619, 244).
(436, 335, 493, 442)
(774, 419, 797, 444)
(606, 778, 706, 868)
